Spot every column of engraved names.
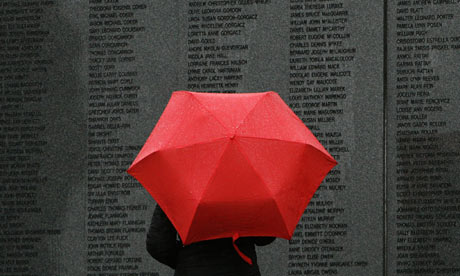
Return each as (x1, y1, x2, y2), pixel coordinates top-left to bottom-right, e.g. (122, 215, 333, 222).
(187, 1, 266, 92)
(0, 1, 59, 274)
(392, 1, 460, 275)
(86, 1, 157, 275)
(287, 1, 366, 275)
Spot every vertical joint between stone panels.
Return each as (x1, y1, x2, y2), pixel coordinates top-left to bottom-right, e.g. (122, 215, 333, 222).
(383, 0, 389, 276)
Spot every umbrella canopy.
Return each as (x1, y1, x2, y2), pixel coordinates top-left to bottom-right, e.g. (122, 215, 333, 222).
(128, 91, 337, 247)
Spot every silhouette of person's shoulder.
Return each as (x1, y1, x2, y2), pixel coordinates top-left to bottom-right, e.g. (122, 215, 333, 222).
(146, 204, 275, 276)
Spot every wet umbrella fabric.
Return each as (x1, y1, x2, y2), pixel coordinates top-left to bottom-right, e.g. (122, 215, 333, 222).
(127, 91, 337, 263)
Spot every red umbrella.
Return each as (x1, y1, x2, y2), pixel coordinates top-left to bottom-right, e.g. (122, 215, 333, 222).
(127, 91, 336, 262)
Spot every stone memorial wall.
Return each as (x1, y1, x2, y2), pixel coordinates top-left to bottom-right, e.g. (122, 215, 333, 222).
(0, 1, 458, 275)
(387, 0, 460, 275)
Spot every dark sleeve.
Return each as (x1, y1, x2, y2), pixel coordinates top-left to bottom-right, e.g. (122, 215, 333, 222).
(146, 204, 180, 269)
(253, 236, 276, 246)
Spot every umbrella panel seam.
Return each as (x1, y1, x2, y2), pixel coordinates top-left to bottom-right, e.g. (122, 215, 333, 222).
(232, 138, 291, 238)
(189, 92, 233, 136)
(184, 139, 232, 243)
(236, 135, 307, 147)
(237, 136, 337, 164)
(156, 93, 194, 160)
(154, 137, 229, 155)
(127, 137, 231, 173)
(234, 92, 271, 133)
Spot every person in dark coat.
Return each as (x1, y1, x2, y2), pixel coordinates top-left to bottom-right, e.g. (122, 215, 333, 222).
(146, 204, 275, 276)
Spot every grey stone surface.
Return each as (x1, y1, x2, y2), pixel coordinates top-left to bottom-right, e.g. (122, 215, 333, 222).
(386, 0, 460, 275)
